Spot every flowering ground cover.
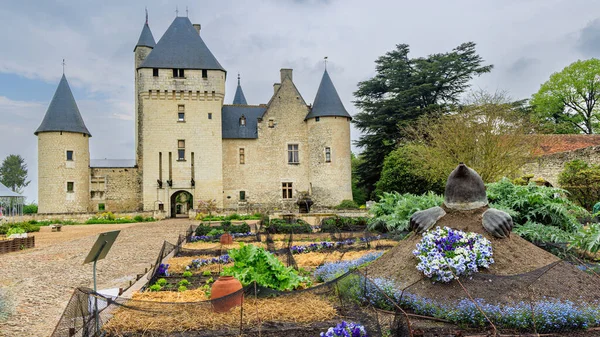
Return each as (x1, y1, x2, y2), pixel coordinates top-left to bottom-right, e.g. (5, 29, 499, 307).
(319, 321, 368, 337)
(314, 251, 384, 282)
(413, 226, 494, 282)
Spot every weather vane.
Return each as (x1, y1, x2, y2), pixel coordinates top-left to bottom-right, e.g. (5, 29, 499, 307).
(62, 59, 66, 74)
(324, 56, 328, 70)
(186, 6, 189, 17)
(145, 7, 148, 24)
(175, 6, 179, 17)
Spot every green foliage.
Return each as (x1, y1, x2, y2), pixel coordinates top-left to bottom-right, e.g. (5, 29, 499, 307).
(0, 222, 40, 235)
(148, 284, 162, 292)
(178, 279, 190, 287)
(320, 217, 369, 233)
(0, 154, 30, 193)
(513, 222, 574, 243)
(23, 203, 37, 214)
(265, 219, 312, 234)
(182, 271, 193, 278)
(353, 42, 492, 196)
(487, 178, 587, 232)
(86, 213, 155, 224)
(195, 221, 251, 236)
(222, 243, 310, 291)
(6, 227, 25, 236)
(375, 144, 446, 196)
(178, 285, 187, 292)
(531, 59, 600, 134)
(134, 215, 144, 222)
(571, 223, 600, 254)
(351, 153, 368, 206)
(202, 270, 212, 276)
(335, 200, 359, 209)
(559, 160, 600, 210)
(207, 228, 225, 237)
(156, 278, 167, 287)
(367, 192, 443, 232)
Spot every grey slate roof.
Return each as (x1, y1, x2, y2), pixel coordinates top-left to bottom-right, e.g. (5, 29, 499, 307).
(305, 70, 351, 120)
(35, 74, 92, 136)
(139, 17, 225, 71)
(135, 23, 156, 50)
(222, 105, 266, 139)
(90, 159, 136, 168)
(232, 74, 247, 105)
(0, 182, 22, 198)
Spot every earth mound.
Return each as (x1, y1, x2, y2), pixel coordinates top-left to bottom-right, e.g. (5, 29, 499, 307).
(367, 206, 600, 305)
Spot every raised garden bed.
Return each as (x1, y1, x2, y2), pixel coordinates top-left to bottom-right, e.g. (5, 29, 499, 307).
(0, 236, 34, 254)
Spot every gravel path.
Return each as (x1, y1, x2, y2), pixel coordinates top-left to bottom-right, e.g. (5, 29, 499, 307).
(0, 219, 194, 337)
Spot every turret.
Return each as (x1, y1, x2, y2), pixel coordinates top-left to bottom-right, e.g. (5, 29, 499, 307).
(306, 69, 353, 206)
(35, 74, 91, 213)
(134, 16, 155, 69)
(232, 73, 247, 105)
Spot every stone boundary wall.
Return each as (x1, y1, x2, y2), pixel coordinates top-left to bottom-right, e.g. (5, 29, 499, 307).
(17, 211, 156, 223)
(523, 145, 600, 187)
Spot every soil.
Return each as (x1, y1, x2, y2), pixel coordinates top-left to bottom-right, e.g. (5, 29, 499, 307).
(367, 206, 600, 306)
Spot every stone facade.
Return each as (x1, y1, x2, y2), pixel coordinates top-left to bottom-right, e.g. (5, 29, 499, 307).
(523, 145, 600, 187)
(36, 17, 352, 216)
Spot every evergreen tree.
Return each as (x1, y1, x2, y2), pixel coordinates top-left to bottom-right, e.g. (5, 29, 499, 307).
(353, 42, 492, 196)
(0, 155, 30, 193)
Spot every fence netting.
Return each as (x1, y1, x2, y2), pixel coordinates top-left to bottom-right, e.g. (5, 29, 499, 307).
(51, 221, 600, 337)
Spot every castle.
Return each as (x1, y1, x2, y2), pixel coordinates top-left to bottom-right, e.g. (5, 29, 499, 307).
(35, 16, 353, 217)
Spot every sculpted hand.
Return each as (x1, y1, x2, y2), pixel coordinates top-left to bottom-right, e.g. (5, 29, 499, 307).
(410, 207, 446, 234)
(482, 208, 513, 238)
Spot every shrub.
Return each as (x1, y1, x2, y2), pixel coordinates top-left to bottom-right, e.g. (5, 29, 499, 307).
(195, 224, 213, 236)
(513, 222, 573, 244)
(559, 159, 600, 211)
(23, 203, 38, 214)
(225, 213, 241, 220)
(0, 222, 40, 235)
(134, 215, 144, 222)
(571, 223, 600, 254)
(207, 228, 225, 237)
(335, 200, 359, 209)
(6, 227, 25, 236)
(367, 191, 443, 232)
(222, 243, 310, 290)
(226, 222, 250, 234)
(320, 217, 368, 232)
(266, 219, 312, 234)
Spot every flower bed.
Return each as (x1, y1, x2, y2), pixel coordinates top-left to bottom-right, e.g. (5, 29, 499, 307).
(189, 232, 255, 242)
(189, 254, 232, 269)
(319, 321, 368, 337)
(413, 227, 493, 282)
(314, 251, 384, 282)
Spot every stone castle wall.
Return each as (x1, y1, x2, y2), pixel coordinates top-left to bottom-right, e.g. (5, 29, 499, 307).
(37, 132, 89, 213)
(89, 167, 141, 212)
(523, 145, 600, 186)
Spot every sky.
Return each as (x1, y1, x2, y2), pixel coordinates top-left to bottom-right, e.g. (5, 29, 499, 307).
(1, 0, 600, 203)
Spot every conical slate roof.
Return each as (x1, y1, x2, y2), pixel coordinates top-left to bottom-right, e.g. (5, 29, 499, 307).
(139, 17, 225, 71)
(35, 74, 91, 137)
(135, 23, 156, 50)
(232, 74, 247, 105)
(305, 70, 351, 120)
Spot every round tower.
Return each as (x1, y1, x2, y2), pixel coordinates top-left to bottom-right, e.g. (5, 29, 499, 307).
(307, 69, 353, 206)
(35, 74, 91, 213)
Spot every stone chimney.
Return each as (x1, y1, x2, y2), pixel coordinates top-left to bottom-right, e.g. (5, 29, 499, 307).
(280, 68, 293, 82)
(193, 24, 201, 34)
(273, 83, 281, 94)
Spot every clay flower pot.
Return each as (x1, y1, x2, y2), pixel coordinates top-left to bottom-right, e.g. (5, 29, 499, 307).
(210, 276, 243, 312)
(220, 233, 233, 245)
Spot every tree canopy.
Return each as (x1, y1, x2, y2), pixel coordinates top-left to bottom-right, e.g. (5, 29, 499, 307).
(352, 42, 492, 197)
(0, 154, 30, 193)
(531, 59, 600, 134)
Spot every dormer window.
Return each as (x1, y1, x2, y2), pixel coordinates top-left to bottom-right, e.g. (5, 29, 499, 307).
(315, 117, 320, 122)
(173, 69, 185, 78)
(239, 115, 246, 126)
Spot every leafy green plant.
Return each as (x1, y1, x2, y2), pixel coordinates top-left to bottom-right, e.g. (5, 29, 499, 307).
(487, 178, 587, 232)
(367, 192, 443, 232)
(134, 215, 144, 222)
(559, 160, 600, 211)
(148, 284, 162, 292)
(156, 278, 167, 287)
(178, 285, 187, 292)
(265, 219, 312, 234)
(513, 222, 573, 243)
(202, 270, 212, 276)
(207, 228, 225, 237)
(23, 203, 38, 214)
(222, 243, 310, 291)
(320, 217, 368, 233)
(335, 200, 359, 209)
(178, 279, 190, 287)
(0, 222, 40, 235)
(571, 223, 600, 254)
(206, 277, 214, 284)
(182, 271, 193, 278)
(6, 227, 25, 236)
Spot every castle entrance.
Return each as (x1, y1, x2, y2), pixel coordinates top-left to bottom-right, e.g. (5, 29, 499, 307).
(170, 190, 193, 218)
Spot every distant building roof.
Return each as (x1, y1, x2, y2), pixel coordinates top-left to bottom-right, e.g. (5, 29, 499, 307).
(232, 74, 247, 105)
(222, 105, 266, 139)
(135, 23, 156, 50)
(35, 74, 91, 137)
(305, 69, 351, 120)
(0, 182, 22, 198)
(534, 134, 600, 156)
(90, 159, 136, 168)
(139, 17, 225, 71)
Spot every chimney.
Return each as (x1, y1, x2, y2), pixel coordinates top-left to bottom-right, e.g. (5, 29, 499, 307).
(280, 68, 293, 82)
(193, 24, 201, 34)
(273, 83, 281, 94)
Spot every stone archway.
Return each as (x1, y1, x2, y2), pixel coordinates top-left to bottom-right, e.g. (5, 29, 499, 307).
(170, 190, 193, 218)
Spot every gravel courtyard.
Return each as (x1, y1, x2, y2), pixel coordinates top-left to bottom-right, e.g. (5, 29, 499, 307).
(0, 219, 194, 337)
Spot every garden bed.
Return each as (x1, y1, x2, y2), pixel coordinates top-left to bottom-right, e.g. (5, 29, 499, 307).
(0, 236, 34, 254)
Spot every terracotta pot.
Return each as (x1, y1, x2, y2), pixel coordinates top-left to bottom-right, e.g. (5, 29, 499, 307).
(211, 276, 243, 312)
(220, 233, 233, 245)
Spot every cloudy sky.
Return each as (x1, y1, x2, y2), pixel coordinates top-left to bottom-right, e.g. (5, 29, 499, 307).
(1, 0, 599, 202)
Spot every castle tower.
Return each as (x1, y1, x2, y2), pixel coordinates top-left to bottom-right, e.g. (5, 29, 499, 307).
(232, 73, 247, 105)
(306, 69, 353, 206)
(135, 16, 226, 216)
(35, 75, 91, 213)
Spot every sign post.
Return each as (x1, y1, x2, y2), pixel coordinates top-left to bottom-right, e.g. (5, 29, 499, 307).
(83, 230, 120, 335)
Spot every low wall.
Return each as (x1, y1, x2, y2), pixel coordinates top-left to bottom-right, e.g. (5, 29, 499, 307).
(523, 145, 600, 187)
(0, 236, 35, 254)
(14, 211, 156, 223)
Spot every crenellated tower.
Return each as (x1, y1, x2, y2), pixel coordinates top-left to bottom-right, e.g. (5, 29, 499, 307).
(306, 69, 353, 206)
(35, 75, 91, 213)
(135, 16, 226, 215)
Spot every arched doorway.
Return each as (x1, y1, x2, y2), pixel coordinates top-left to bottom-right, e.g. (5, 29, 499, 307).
(170, 190, 193, 218)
